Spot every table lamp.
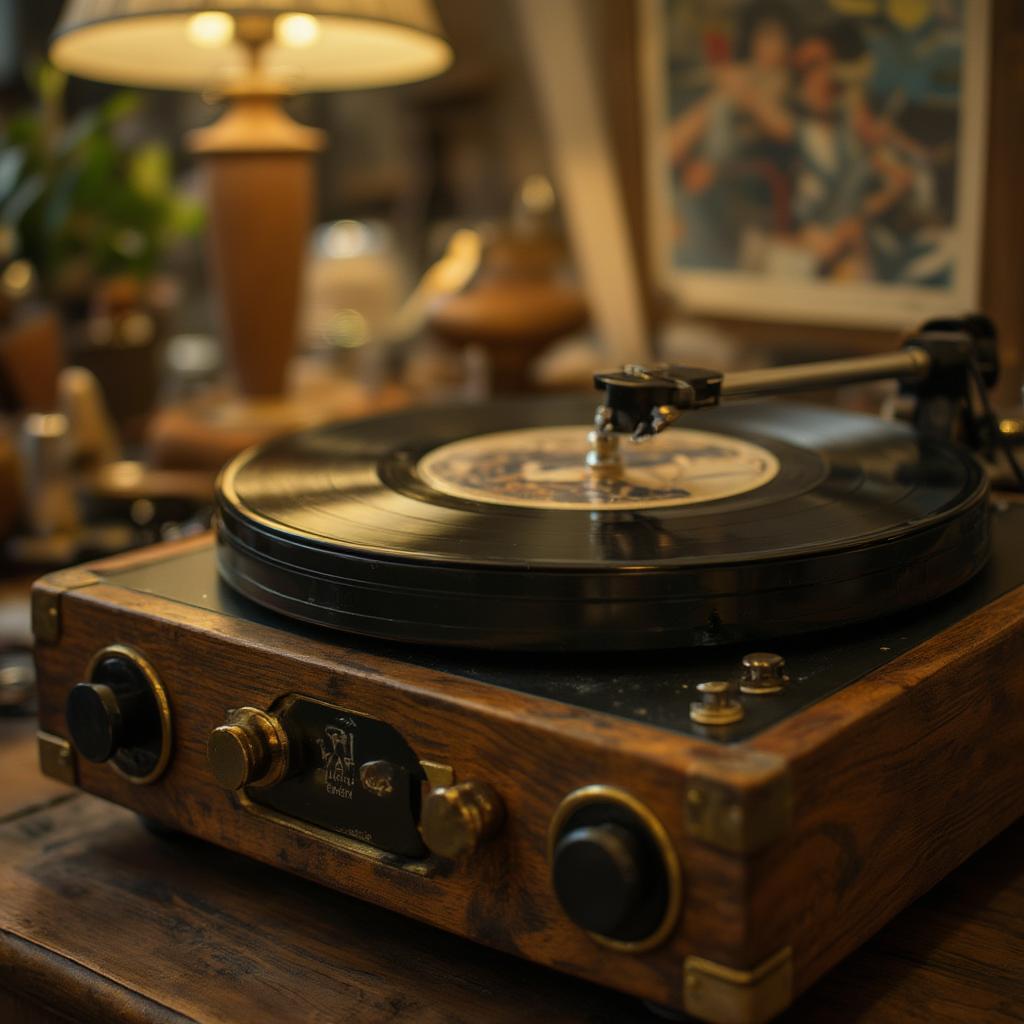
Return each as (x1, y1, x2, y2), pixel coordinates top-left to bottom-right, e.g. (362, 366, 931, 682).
(49, 1, 452, 464)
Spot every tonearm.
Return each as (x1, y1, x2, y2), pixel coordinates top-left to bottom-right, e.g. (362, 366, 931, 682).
(588, 314, 1002, 478)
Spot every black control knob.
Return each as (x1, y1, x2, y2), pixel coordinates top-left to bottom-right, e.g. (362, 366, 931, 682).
(66, 682, 128, 763)
(552, 823, 643, 935)
(66, 648, 170, 782)
(549, 790, 679, 947)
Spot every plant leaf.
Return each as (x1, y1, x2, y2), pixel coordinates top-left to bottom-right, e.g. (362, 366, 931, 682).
(0, 148, 27, 205)
(128, 142, 172, 200)
(1, 173, 45, 229)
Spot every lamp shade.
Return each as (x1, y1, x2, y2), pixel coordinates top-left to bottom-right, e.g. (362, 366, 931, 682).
(50, 1, 452, 92)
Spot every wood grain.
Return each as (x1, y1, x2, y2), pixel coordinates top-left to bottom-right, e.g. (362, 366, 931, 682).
(0, 787, 1022, 1023)
(194, 124, 318, 399)
(749, 585, 1024, 995)
(3, 707, 1024, 1023)
(0, 796, 643, 1024)
(0, 714, 69, 820)
(31, 536, 1024, 1016)
(33, 571, 724, 1009)
(784, 815, 1024, 1024)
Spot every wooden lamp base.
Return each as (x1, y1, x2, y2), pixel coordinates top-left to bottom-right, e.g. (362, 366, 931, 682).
(189, 89, 323, 398)
(149, 88, 337, 471)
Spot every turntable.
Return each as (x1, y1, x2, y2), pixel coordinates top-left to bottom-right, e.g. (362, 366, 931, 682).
(33, 316, 1024, 1023)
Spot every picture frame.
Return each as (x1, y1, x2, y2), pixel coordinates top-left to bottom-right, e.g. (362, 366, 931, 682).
(642, 0, 992, 329)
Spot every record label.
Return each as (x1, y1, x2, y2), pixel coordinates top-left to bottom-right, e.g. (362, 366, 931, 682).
(416, 425, 780, 510)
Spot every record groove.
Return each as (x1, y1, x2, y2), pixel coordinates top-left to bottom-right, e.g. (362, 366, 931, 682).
(215, 396, 990, 650)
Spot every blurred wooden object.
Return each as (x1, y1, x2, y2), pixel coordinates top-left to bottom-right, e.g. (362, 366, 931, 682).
(594, 0, 657, 335)
(0, 431, 20, 542)
(0, 718, 67, 818)
(147, 376, 410, 472)
(70, 275, 174, 443)
(57, 367, 122, 469)
(981, 0, 1024, 406)
(189, 94, 324, 398)
(0, 309, 62, 413)
(517, 0, 648, 366)
(150, 93, 327, 470)
(85, 463, 214, 506)
(428, 231, 587, 393)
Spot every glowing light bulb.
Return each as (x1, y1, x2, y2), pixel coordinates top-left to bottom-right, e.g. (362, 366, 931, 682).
(1, 259, 34, 298)
(275, 13, 320, 48)
(187, 11, 235, 48)
(520, 174, 555, 214)
(323, 220, 371, 259)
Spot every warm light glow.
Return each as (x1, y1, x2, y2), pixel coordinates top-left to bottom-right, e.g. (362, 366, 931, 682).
(186, 11, 234, 49)
(275, 13, 320, 49)
(520, 173, 555, 214)
(323, 220, 371, 259)
(330, 309, 369, 348)
(1, 259, 34, 298)
(50, 7, 453, 91)
(431, 229, 482, 291)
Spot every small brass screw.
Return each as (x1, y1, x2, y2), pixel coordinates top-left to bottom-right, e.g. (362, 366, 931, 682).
(690, 680, 744, 726)
(740, 651, 789, 695)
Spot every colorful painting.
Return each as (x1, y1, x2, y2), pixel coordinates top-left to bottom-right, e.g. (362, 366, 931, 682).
(644, 0, 990, 327)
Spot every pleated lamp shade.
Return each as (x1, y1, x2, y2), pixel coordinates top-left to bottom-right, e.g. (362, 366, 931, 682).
(50, 1, 452, 91)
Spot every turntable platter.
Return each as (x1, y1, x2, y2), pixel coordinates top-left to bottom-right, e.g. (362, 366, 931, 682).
(215, 396, 990, 650)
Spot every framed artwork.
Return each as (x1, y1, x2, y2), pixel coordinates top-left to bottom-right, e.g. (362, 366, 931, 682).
(642, 0, 991, 329)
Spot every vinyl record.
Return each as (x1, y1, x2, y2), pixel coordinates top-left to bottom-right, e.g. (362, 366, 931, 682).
(215, 396, 990, 650)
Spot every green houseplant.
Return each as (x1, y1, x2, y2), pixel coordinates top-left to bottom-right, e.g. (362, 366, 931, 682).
(0, 63, 202, 311)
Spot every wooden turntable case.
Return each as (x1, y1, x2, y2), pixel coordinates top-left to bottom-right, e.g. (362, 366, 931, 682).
(32, 532, 1024, 1024)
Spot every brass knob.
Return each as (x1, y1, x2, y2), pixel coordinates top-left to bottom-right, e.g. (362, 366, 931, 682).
(208, 707, 289, 791)
(689, 680, 744, 726)
(739, 651, 789, 695)
(420, 781, 504, 859)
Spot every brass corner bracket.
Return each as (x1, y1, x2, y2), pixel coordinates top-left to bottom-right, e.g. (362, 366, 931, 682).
(31, 569, 98, 644)
(38, 731, 77, 785)
(684, 762, 792, 855)
(684, 947, 793, 1024)
(31, 588, 63, 644)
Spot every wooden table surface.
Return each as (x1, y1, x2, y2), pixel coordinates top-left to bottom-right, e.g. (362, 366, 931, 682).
(1, 714, 1022, 1024)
